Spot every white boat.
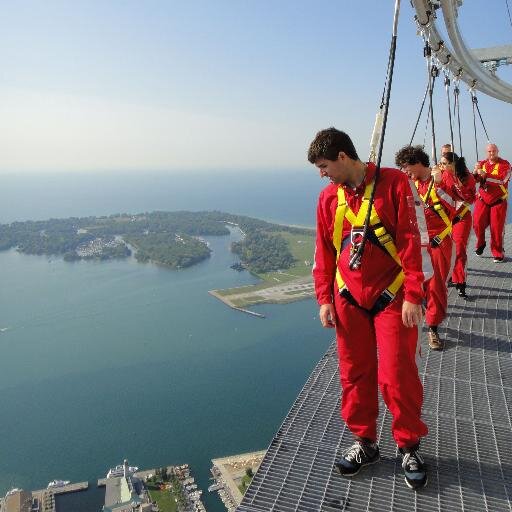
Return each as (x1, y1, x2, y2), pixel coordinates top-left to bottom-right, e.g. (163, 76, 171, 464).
(47, 480, 70, 488)
(106, 464, 139, 478)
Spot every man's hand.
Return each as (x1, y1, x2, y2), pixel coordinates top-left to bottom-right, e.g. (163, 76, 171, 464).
(402, 300, 423, 328)
(319, 303, 336, 328)
(431, 166, 442, 184)
(473, 163, 486, 176)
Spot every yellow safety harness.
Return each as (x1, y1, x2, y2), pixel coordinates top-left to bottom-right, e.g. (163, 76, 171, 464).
(332, 180, 404, 313)
(486, 162, 508, 200)
(415, 178, 452, 246)
(453, 203, 470, 224)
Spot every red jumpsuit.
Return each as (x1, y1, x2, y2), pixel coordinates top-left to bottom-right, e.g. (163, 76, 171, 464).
(450, 174, 476, 285)
(473, 157, 511, 259)
(314, 164, 430, 449)
(415, 172, 457, 327)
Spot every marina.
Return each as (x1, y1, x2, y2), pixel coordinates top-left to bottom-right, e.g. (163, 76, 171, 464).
(1, 462, 208, 512)
(210, 451, 266, 511)
(0, 482, 88, 512)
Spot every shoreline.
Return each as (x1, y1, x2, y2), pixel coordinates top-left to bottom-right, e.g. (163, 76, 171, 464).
(209, 275, 315, 314)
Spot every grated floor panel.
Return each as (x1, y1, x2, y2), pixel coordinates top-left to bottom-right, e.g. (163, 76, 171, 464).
(238, 230, 512, 511)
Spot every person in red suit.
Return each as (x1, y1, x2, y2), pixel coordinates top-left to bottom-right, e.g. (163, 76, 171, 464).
(395, 145, 459, 350)
(439, 152, 476, 298)
(309, 128, 430, 490)
(473, 143, 510, 262)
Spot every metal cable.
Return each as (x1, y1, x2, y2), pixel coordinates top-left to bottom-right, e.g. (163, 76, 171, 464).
(349, 0, 401, 271)
(409, 75, 430, 145)
(471, 91, 479, 161)
(473, 93, 491, 141)
(444, 72, 455, 152)
(422, 99, 431, 150)
(454, 83, 463, 156)
(428, 62, 439, 165)
(506, 0, 512, 30)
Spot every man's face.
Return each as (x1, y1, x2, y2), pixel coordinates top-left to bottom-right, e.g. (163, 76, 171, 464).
(486, 144, 499, 162)
(441, 145, 452, 156)
(315, 154, 347, 185)
(400, 162, 425, 180)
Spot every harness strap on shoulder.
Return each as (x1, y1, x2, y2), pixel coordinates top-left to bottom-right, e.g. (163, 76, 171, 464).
(332, 180, 404, 307)
(415, 180, 452, 244)
(485, 163, 508, 200)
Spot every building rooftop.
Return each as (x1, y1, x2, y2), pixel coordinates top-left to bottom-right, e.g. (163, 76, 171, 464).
(239, 230, 512, 511)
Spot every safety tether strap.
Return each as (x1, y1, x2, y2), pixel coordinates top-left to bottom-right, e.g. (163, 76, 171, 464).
(415, 179, 452, 246)
(332, 181, 404, 301)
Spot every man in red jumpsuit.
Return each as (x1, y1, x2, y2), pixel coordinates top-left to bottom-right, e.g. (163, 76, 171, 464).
(473, 143, 510, 262)
(395, 146, 458, 351)
(309, 128, 430, 490)
(440, 152, 476, 298)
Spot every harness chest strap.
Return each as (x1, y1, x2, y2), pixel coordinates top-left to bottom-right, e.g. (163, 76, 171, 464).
(415, 179, 452, 244)
(483, 163, 509, 200)
(332, 181, 404, 298)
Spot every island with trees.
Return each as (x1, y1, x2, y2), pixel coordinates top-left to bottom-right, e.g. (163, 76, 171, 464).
(0, 211, 314, 274)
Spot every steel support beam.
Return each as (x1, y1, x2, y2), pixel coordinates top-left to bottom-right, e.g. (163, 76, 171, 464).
(410, 0, 512, 103)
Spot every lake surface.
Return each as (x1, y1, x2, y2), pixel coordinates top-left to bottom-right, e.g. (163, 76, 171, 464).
(1, 169, 509, 511)
(0, 171, 332, 511)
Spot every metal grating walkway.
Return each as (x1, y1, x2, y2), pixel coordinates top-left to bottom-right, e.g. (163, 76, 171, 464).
(238, 230, 512, 512)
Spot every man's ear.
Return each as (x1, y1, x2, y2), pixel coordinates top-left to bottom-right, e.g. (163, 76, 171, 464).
(337, 151, 346, 161)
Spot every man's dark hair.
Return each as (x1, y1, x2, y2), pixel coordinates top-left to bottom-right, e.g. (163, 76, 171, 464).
(395, 145, 430, 168)
(307, 127, 359, 163)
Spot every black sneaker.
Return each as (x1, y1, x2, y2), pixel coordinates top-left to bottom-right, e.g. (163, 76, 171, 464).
(475, 243, 486, 256)
(494, 256, 504, 263)
(400, 447, 427, 490)
(456, 282, 467, 298)
(335, 441, 380, 476)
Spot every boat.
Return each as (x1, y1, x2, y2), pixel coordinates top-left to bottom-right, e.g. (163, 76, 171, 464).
(106, 464, 139, 478)
(208, 482, 222, 492)
(47, 480, 70, 488)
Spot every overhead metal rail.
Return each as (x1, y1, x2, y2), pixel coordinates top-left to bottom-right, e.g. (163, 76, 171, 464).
(411, 0, 512, 103)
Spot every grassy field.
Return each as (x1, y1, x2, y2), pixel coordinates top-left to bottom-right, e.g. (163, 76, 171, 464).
(147, 488, 177, 512)
(210, 230, 315, 308)
(255, 231, 315, 283)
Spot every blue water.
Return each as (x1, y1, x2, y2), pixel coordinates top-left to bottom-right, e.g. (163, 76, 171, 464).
(0, 171, 331, 511)
(0, 170, 509, 511)
(0, 170, 323, 226)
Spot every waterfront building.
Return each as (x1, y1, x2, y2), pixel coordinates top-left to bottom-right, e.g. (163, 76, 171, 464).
(2, 489, 32, 512)
(103, 461, 153, 512)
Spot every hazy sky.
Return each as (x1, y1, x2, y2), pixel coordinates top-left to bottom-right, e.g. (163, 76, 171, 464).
(1, 0, 511, 173)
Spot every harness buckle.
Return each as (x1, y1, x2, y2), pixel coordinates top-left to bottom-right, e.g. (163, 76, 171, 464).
(430, 235, 442, 247)
(350, 228, 364, 255)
